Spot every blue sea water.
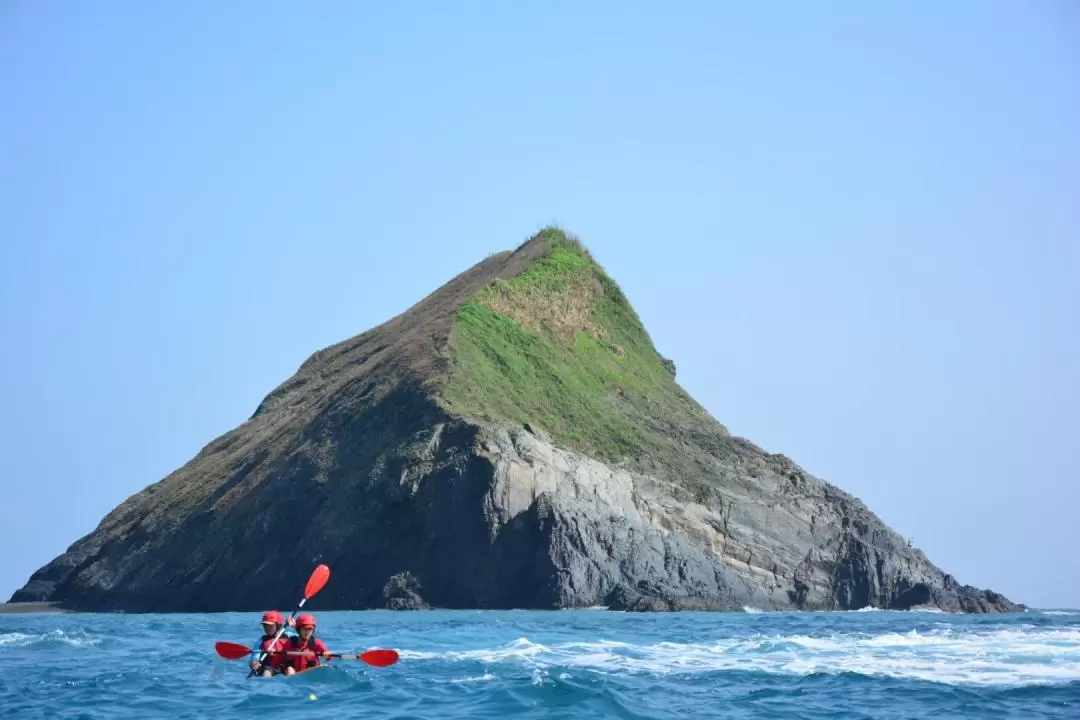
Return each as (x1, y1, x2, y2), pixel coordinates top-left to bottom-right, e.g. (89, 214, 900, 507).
(1, 608, 1078, 719)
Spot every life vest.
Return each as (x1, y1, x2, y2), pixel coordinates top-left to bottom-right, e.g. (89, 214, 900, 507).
(287, 634, 329, 672)
(256, 633, 288, 668)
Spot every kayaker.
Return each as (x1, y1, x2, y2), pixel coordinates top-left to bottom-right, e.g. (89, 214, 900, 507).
(250, 610, 292, 677)
(281, 613, 331, 675)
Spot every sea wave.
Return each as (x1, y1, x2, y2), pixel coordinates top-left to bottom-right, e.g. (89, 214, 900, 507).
(449, 673, 496, 683)
(1, 611, 1076, 719)
(0, 629, 100, 649)
(738, 605, 955, 615)
(399, 626, 1080, 688)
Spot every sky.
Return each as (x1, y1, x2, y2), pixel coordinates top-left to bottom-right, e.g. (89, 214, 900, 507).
(1, 1, 1077, 609)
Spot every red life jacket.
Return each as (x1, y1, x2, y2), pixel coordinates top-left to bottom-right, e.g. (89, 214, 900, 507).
(256, 634, 288, 668)
(287, 634, 329, 672)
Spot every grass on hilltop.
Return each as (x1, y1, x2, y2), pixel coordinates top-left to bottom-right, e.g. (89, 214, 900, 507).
(441, 227, 704, 465)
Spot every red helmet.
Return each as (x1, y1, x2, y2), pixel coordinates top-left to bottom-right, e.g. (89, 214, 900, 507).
(261, 610, 283, 625)
(296, 613, 317, 628)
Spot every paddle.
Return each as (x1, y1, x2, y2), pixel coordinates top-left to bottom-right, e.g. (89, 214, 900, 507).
(216, 641, 399, 667)
(248, 564, 330, 677)
(217, 641, 257, 660)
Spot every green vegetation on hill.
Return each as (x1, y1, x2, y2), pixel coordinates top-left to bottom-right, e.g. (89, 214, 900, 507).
(441, 227, 710, 467)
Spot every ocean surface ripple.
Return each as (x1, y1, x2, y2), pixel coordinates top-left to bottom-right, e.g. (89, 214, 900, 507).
(1, 608, 1077, 718)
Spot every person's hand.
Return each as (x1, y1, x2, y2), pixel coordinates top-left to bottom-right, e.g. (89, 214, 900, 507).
(249, 660, 259, 671)
(286, 618, 296, 628)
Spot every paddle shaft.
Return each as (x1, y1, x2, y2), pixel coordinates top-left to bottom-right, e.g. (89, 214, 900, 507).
(276, 648, 398, 666)
(264, 650, 361, 659)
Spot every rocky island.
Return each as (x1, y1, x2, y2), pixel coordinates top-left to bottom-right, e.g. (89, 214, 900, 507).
(11, 228, 1021, 613)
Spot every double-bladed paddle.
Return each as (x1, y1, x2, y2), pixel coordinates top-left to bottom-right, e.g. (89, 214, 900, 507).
(216, 640, 399, 667)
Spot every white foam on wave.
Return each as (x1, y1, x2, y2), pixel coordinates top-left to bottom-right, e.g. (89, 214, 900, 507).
(0, 632, 33, 647)
(400, 627, 1080, 688)
(844, 606, 951, 614)
(1040, 610, 1080, 617)
(449, 673, 496, 684)
(906, 604, 949, 614)
(738, 605, 951, 614)
(0, 630, 99, 648)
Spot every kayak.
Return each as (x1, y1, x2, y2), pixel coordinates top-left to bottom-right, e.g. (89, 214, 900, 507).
(249, 664, 329, 679)
(290, 664, 329, 677)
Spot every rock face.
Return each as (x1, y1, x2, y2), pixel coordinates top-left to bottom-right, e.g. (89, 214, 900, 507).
(10, 228, 1022, 613)
(382, 572, 430, 611)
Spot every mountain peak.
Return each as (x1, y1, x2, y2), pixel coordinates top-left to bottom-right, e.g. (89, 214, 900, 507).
(440, 226, 722, 469)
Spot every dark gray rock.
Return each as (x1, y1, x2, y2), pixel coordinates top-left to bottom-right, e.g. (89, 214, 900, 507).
(382, 571, 430, 610)
(9, 385, 1021, 615)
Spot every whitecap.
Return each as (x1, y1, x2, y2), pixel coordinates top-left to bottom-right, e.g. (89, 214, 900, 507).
(399, 626, 1080, 688)
(906, 604, 949, 614)
(0, 632, 34, 647)
(449, 673, 496, 683)
(0, 630, 99, 648)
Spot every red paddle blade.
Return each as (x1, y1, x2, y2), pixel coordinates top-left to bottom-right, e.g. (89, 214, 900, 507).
(359, 649, 399, 667)
(215, 641, 253, 660)
(305, 564, 330, 599)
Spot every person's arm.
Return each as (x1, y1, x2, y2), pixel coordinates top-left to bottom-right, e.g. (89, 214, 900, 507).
(250, 639, 263, 671)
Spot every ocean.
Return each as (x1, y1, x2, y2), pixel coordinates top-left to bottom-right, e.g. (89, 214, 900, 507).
(1, 607, 1077, 718)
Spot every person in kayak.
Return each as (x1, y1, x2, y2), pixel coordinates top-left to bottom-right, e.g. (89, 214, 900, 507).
(281, 613, 331, 675)
(250, 610, 293, 677)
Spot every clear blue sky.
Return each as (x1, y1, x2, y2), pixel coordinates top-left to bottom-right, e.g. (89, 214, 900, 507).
(2, 1, 1077, 609)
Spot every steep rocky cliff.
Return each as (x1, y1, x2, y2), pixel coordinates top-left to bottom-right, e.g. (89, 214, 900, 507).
(11, 228, 1021, 613)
